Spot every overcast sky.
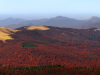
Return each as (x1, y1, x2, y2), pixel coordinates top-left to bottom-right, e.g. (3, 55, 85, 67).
(0, 0, 100, 20)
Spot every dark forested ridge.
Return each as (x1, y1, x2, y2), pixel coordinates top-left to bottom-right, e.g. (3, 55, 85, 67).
(0, 26, 100, 69)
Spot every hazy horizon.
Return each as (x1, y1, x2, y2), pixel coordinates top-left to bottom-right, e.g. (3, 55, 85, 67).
(0, 0, 100, 20)
(0, 14, 100, 20)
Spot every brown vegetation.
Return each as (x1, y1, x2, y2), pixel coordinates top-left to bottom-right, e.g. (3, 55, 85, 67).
(0, 26, 100, 68)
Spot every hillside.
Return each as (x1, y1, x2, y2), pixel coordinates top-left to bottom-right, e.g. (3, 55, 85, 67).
(0, 27, 19, 43)
(0, 26, 100, 68)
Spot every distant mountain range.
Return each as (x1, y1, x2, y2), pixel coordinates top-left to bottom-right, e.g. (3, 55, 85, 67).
(0, 17, 27, 26)
(80, 16, 100, 29)
(0, 16, 100, 29)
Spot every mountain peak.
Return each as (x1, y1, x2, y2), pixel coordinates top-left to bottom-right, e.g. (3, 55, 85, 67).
(55, 16, 69, 19)
(88, 16, 99, 20)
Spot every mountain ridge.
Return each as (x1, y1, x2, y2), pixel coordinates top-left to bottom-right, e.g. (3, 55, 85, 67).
(0, 16, 100, 29)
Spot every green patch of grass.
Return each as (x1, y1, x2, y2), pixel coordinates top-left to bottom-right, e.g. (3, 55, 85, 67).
(85, 57, 97, 60)
(3, 64, 62, 71)
(30, 66, 40, 70)
(22, 43, 36, 47)
(39, 64, 62, 69)
(22, 42, 47, 47)
(3, 67, 7, 69)
(33, 42, 47, 45)
(3, 65, 100, 71)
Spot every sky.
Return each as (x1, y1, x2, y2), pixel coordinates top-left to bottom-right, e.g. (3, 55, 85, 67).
(0, 0, 100, 20)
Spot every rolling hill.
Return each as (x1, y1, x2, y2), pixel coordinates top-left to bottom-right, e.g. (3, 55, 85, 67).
(0, 27, 19, 43)
(0, 26, 100, 68)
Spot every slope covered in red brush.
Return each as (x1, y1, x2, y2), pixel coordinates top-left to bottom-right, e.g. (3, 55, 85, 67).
(0, 26, 100, 67)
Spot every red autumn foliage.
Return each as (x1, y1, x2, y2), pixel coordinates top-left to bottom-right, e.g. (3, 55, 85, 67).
(0, 26, 100, 68)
